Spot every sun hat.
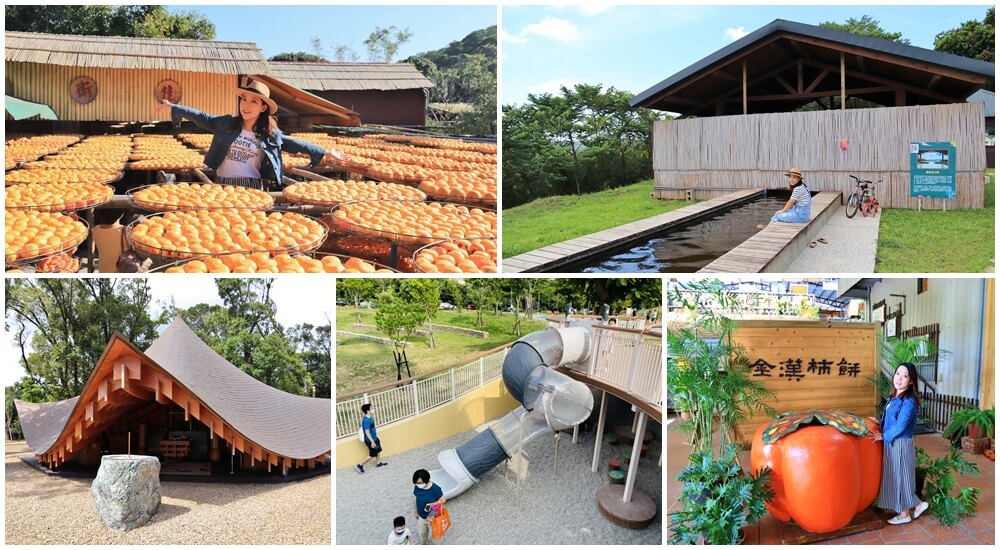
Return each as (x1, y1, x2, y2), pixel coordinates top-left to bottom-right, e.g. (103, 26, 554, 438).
(235, 80, 278, 113)
(784, 167, 803, 179)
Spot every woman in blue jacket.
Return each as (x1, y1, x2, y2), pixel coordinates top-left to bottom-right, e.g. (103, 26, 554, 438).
(870, 362, 928, 525)
(153, 80, 346, 190)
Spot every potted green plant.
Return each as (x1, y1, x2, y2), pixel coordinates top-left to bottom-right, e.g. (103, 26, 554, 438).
(669, 444, 774, 544)
(914, 446, 981, 528)
(667, 279, 776, 456)
(943, 406, 994, 441)
(668, 280, 777, 543)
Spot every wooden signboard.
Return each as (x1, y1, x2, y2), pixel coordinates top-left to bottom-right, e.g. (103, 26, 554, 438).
(730, 320, 879, 445)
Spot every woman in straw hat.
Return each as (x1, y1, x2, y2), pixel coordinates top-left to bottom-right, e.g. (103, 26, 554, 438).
(154, 79, 347, 190)
(758, 167, 812, 228)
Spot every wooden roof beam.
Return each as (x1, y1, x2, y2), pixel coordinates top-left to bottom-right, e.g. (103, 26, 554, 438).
(927, 74, 942, 91)
(682, 60, 799, 117)
(643, 33, 787, 105)
(801, 58, 964, 104)
(856, 55, 868, 74)
(785, 33, 988, 84)
(739, 86, 893, 102)
(804, 69, 830, 94)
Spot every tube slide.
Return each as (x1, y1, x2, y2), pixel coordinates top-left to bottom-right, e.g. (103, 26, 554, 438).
(429, 326, 595, 500)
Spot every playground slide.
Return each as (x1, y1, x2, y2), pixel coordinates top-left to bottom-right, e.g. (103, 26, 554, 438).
(429, 324, 596, 500)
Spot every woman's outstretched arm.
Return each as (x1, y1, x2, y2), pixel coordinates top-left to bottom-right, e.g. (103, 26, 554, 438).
(154, 100, 228, 133)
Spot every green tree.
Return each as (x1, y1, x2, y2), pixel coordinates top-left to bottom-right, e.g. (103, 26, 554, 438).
(935, 8, 994, 79)
(465, 279, 501, 327)
(270, 52, 328, 62)
(5, 279, 160, 401)
(5, 5, 215, 39)
(337, 278, 377, 323)
(819, 15, 909, 44)
(364, 25, 413, 63)
(402, 279, 441, 348)
(175, 281, 312, 396)
(287, 322, 331, 398)
(374, 299, 425, 377)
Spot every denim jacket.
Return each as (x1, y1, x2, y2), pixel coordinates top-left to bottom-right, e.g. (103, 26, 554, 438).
(170, 104, 327, 185)
(880, 395, 918, 447)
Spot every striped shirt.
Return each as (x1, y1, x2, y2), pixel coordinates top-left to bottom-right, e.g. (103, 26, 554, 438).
(791, 183, 811, 207)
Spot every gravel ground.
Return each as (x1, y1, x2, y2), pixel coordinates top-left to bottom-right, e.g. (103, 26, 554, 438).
(336, 423, 662, 545)
(5, 441, 330, 544)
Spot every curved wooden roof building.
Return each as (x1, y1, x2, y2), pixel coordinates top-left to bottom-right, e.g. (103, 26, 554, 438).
(15, 317, 330, 473)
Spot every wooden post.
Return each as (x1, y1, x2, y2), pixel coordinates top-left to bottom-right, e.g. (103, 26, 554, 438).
(742, 58, 748, 114)
(623, 412, 648, 503)
(797, 59, 803, 93)
(128, 431, 131, 457)
(591, 390, 608, 473)
(840, 52, 846, 110)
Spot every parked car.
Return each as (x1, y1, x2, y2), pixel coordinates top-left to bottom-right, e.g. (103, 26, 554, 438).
(439, 302, 457, 310)
(466, 305, 477, 310)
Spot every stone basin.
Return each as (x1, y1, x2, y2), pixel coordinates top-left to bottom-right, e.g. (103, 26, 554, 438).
(91, 455, 162, 531)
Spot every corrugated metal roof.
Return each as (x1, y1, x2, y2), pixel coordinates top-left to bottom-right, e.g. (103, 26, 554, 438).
(5, 31, 269, 75)
(14, 317, 330, 461)
(968, 89, 996, 117)
(632, 18, 996, 108)
(267, 61, 434, 91)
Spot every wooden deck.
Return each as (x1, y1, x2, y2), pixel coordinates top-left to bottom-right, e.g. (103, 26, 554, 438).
(501, 189, 763, 273)
(698, 191, 842, 273)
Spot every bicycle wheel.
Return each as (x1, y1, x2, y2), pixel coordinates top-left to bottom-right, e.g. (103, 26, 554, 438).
(861, 191, 874, 217)
(846, 191, 861, 218)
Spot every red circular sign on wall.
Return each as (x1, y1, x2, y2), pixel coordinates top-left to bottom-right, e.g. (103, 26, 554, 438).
(154, 79, 182, 104)
(69, 76, 98, 104)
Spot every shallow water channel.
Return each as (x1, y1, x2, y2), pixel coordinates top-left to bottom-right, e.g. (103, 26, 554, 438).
(565, 193, 792, 273)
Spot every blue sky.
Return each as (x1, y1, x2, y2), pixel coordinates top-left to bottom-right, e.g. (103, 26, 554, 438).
(502, 4, 994, 106)
(174, 5, 496, 60)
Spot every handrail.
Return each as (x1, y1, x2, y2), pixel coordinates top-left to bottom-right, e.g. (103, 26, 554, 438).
(335, 347, 509, 439)
(335, 342, 512, 400)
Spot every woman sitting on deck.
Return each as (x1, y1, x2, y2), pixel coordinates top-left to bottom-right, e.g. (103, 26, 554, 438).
(758, 167, 812, 228)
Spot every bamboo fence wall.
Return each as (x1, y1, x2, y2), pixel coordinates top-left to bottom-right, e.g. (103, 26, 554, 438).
(6, 62, 237, 122)
(652, 103, 987, 208)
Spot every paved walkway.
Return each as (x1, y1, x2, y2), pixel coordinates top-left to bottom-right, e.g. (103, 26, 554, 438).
(337, 424, 662, 545)
(666, 415, 995, 545)
(785, 205, 880, 273)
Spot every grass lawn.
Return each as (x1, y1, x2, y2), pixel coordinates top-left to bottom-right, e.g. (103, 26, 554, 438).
(876, 169, 995, 272)
(502, 180, 695, 257)
(335, 308, 547, 394)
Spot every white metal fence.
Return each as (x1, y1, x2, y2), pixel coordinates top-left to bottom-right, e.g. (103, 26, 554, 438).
(336, 326, 664, 440)
(335, 348, 508, 439)
(579, 326, 663, 407)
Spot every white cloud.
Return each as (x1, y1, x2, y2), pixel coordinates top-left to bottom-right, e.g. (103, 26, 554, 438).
(528, 79, 576, 96)
(579, 5, 611, 16)
(724, 26, 749, 42)
(503, 17, 581, 45)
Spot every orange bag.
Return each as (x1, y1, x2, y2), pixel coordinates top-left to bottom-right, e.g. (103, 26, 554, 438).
(430, 505, 451, 539)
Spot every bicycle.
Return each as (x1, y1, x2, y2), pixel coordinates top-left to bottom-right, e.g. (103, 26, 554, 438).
(846, 175, 881, 218)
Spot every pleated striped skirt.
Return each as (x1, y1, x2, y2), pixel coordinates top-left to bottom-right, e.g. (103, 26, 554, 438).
(876, 437, 921, 514)
(215, 176, 268, 190)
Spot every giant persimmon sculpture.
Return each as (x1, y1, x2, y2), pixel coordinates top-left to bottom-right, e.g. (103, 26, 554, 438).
(750, 410, 882, 533)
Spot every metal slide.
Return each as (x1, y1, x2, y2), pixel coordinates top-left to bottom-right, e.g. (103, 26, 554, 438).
(429, 325, 595, 499)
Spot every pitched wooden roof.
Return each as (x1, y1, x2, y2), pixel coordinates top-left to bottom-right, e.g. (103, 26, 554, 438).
(5, 31, 269, 74)
(632, 19, 996, 116)
(267, 61, 434, 91)
(14, 317, 330, 464)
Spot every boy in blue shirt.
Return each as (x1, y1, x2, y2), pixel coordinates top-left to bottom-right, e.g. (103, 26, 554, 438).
(413, 469, 446, 544)
(356, 404, 387, 474)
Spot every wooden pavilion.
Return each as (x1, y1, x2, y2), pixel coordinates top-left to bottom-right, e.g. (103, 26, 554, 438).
(14, 317, 331, 477)
(631, 19, 994, 209)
